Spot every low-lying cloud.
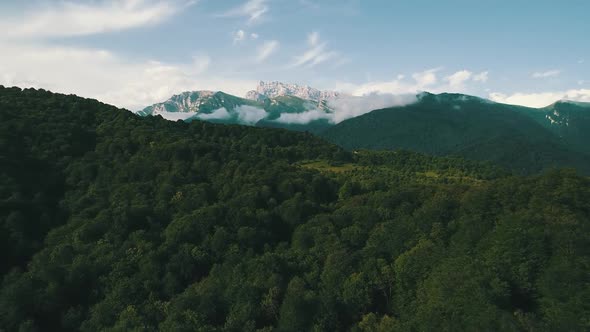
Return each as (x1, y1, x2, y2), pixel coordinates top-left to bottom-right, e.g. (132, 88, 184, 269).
(191, 106, 267, 125)
(274, 109, 331, 124)
(489, 89, 590, 108)
(235, 105, 268, 124)
(271, 93, 419, 125)
(196, 107, 231, 120)
(328, 93, 418, 123)
(184, 96, 421, 126)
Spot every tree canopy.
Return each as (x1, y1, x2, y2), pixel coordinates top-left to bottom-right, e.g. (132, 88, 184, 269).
(1, 86, 589, 331)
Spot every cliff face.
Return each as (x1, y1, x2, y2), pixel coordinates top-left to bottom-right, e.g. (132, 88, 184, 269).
(245, 81, 340, 105)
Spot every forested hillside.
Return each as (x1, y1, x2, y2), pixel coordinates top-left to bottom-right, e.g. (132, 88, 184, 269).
(523, 101, 590, 156)
(1, 86, 589, 331)
(322, 93, 590, 175)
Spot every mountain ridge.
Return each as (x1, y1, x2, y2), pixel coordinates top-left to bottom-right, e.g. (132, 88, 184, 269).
(245, 80, 341, 105)
(321, 92, 590, 174)
(138, 84, 590, 174)
(141, 83, 587, 120)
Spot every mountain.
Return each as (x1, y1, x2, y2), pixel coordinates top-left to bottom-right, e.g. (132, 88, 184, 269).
(2, 86, 589, 331)
(138, 90, 260, 120)
(321, 92, 590, 174)
(140, 82, 338, 132)
(245, 80, 340, 106)
(141, 87, 589, 174)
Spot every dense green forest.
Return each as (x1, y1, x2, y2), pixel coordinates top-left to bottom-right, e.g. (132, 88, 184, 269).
(1, 86, 589, 331)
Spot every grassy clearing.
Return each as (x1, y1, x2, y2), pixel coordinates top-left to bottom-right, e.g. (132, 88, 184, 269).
(298, 160, 365, 173)
(299, 160, 485, 185)
(416, 171, 485, 184)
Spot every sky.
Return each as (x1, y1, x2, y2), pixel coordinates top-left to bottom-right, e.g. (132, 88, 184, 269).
(0, 0, 588, 110)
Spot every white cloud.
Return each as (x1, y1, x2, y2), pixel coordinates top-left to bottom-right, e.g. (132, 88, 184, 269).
(220, 0, 269, 25)
(532, 70, 561, 79)
(328, 93, 418, 123)
(256, 40, 279, 62)
(233, 29, 246, 43)
(489, 89, 590, 108)
(444, 70, 489, 90)
(341, 79, 410, 96)
(445, 70, 472, 88)
(196, 107, 232, 120)
(338, 68, 440, 96)
(271, 93, 418, 125)
(290, 32, 342, 68)
(0, 0, 193, 39)
(335, 68, 489, 97)
(0, 42, 255, 111)
(308, 31, 320, 46)
(190, 55, 211, 74)
(412, 68, 440, 87)
(274, 109, 330, 124)
(473, 71, 489, 82)
(233, 30, 260, 44)
(235, 105, 267, 124)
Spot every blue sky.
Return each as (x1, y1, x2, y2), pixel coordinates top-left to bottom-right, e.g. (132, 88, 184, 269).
(0, 0, 588, 109)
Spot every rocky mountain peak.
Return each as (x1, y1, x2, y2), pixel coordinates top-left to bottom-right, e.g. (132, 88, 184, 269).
(245, 81, 340, 104)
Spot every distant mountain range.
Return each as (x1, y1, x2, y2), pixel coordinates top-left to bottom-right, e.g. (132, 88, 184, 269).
(139, 81, 338, 132)
(139, 82, 590, 174)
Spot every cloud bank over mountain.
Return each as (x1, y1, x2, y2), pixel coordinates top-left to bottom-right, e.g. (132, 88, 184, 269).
(490, 89, 590, 108)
